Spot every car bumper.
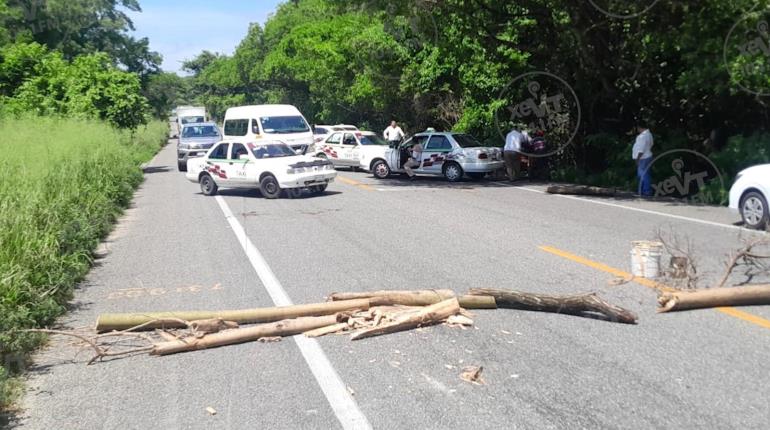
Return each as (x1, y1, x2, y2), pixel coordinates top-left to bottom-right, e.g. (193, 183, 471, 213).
(178, 148, 210, 161)
(279, 171, 337, 188)
(460, 160, 505, 173)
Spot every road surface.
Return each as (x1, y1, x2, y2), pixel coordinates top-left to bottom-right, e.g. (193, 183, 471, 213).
(15, 140, 770, 429)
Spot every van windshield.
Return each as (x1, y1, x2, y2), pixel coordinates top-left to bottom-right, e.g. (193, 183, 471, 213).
(260, 116, 310, 134)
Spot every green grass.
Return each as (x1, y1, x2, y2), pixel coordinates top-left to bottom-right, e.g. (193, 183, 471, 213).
(0, 116, 167, 410)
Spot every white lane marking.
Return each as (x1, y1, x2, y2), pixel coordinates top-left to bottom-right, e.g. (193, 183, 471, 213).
(492, 182, 757, 233)
(215, 195, 372, 430)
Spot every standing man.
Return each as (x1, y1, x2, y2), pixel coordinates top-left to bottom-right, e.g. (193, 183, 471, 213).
(403, 139, 423, 181)
(383, 120, 405, 145)
(633, 121, 654, 197)
(504, 127, 527, 181)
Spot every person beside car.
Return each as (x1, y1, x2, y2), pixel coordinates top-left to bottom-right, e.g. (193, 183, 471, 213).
(633, 122, 654, 197)
(383, 120, 405, 145)
(404, 141, 423, 181)
(504, 127, 527, 181)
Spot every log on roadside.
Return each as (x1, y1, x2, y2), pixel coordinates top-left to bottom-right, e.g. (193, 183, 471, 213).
(151, 315, 339, 356)
(96, 299, 370, 332)
(468, 288, 637, 324)
(327, 289, 497, 309)
(303, 322, 350, 338)
(657, 284, 770, 313)
(546, 185, 616, 197)
(350, 298, 461, 340)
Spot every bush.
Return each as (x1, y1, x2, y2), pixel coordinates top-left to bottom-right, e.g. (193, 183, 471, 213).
(0, 116, 167, 410)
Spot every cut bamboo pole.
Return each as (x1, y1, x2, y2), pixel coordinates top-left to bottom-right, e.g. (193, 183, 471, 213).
(469, 288, 637, 324)
(151, 315, 338, 356)
(350, 298, 460, 340)
(657, 284, 770, 312)
(96, 299, 370, 332)
(303, 322, 350, 338)
(327, 289, 497, 309)
(547, 185, 616, 197)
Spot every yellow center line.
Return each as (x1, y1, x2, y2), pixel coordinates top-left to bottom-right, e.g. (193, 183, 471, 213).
(539, 245, 770, 330)
(337, 175, 375, 191)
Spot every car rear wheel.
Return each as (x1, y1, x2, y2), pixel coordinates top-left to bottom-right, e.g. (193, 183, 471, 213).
(372, 160, 391, 179)
(316, 153, 327, 159)
(468, 172, 485, 180)
(260, 174, 282, 199)
(443, 162, 464, 182)
(178, 161, 186, 172)
(199, 174, 218, 196)
(740, 191, 769, 230)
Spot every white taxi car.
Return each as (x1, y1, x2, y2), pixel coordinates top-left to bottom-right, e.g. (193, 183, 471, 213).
(186, 140, 336, 199)
(314, 131, 388, 168)
(728, 163, 770, 229)
(357, 132, 504, 182)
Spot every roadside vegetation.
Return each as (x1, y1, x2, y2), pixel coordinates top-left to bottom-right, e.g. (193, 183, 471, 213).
(0, 0, 168, 410)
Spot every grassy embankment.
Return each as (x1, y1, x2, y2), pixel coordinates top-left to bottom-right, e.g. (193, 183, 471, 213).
(0, 116, 167, 410)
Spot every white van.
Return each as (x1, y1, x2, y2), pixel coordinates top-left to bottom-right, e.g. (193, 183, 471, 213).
(222, 105, 315, 155)
(176, 106, 207, 137)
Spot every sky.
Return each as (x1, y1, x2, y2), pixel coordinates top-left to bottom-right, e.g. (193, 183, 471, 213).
(127, 0, 284, 74)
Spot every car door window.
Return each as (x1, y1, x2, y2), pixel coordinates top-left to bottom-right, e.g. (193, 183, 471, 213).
(425, 135, 453, 151)
(343, 133, 357, 145)
(326, 133, 342, 144)
(209, 143, 229, 160)
(230, 143, 248, 160)
(224, 119, 248, 136)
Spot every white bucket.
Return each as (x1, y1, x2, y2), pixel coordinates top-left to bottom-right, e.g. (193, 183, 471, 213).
(630, 241, 663, 278)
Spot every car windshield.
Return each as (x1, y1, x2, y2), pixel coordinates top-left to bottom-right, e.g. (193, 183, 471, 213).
(250, 143, 297, 159)
(453, 133, 484, 148)
(260, 116, 310, 134)
(180, 116, 204, 124)
(182, 125, 219, 138)
(359, 134, 388, 145)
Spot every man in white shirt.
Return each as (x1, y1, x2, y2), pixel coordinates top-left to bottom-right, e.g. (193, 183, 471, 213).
(504, 127, 527, 181)
(632, 122, 654, 197)
(383, 121, 405, 145)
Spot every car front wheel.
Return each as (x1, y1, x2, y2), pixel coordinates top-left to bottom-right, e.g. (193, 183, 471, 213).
(310, 184, 328, 195)
(741, 191, 769, 230)
(199, 174, 218, 196)
(372, 160, 391, 179)
(443, 162, 464, 182)
(178, 161, 187, 172)
(260, 174, 282, 199)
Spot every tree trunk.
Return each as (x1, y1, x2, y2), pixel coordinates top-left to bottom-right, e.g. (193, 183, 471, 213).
(657, 284, 770, 313)
(469, 288, 637, 324)
(547, 185, 616, 196)
(327, 289, 497, 309)
(151, 315, 338, 356)
(350, 298, 460, 340)
(96, 299, 370, 332)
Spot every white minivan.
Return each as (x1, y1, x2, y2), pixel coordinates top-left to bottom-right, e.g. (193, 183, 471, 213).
(223, 105, 315, 155)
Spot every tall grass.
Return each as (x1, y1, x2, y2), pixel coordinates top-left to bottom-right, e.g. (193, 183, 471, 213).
(0, 116, 167, 409)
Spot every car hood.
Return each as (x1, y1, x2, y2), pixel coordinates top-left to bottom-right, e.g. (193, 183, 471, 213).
(180, 137, 220, 148)
(738, 163, 770, 178)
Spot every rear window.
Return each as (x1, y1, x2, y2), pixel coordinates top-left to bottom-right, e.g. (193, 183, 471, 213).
(180, 116, 204, 124)
(315, 127, 329, 135)
(182, 125, 219, 138)
(360, 134, 388, 145)
(453, 133, 484, 148)
(224, 119, 249, 136)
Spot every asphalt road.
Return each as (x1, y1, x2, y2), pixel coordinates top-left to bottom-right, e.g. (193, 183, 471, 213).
(14, 140, 770, 429)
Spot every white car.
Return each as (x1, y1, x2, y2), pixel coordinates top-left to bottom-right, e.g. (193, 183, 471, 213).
(186, 140, 337, 199)
(314, 131, 388, 168)
(313, 124, 359, 144)
(729, 164, 770, 229)
(357, 132, 504, 182)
